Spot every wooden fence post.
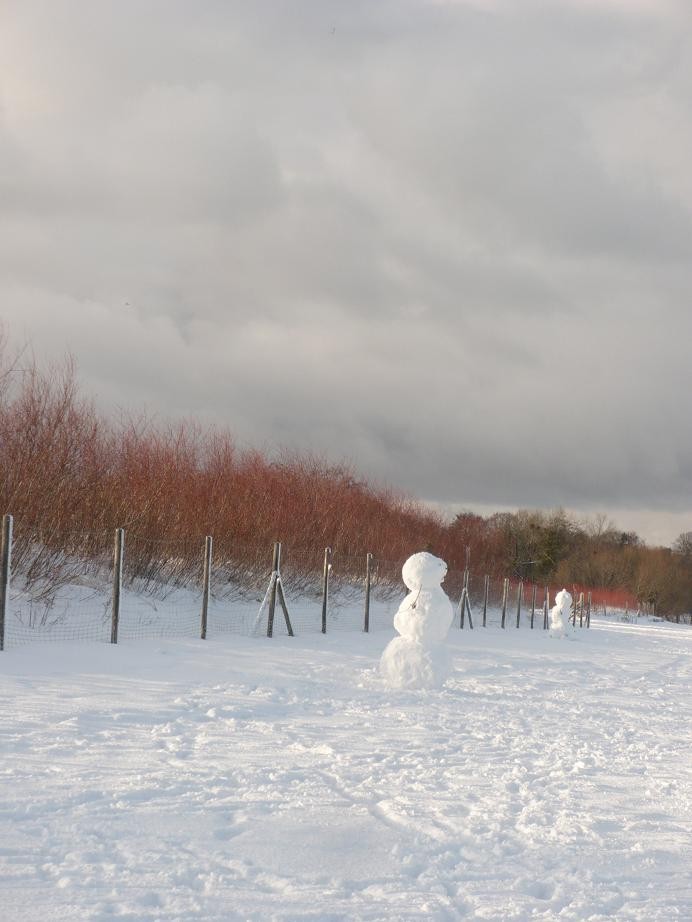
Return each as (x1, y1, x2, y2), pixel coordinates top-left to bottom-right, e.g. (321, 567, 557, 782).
(364, 553, 372, 632)
(586, 592, 591, 628)
(276, 574, 294, 637)
(515, 581, 523, 628)
(321, 547, 331, 634)
(459, 568, 474, 630)
(530, 583, 537, 629)
(500, 578, 509, 629)
(111, 528, 124, 644)
(579, 591, 584, 628)
(482, 574, 489, 628)
(267, 542, 280, 638)
(543, 586, 549, 630)
(0, 514, 13, 652)
(201, 535, 213, 640)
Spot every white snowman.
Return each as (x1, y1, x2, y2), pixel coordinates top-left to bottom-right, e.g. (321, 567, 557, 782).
(550, 588, 573, 637)
(380, 552, 454, 689)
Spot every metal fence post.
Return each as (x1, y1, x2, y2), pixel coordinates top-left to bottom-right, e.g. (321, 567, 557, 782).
(201, 535, 213, 640)
(0, 514, 13, 652)
(111, 528, 124, 644)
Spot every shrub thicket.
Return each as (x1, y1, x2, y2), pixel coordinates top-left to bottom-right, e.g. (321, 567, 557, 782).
(0, 335, 689, 615)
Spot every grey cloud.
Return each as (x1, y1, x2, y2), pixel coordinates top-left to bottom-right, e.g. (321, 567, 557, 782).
(1, 0, 691, 543)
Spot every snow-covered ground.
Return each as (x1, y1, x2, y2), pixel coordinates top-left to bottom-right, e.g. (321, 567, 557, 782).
(1, 617, 690, 921)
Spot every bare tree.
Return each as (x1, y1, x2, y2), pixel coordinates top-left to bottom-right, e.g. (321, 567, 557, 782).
(672, 531, 692, 557)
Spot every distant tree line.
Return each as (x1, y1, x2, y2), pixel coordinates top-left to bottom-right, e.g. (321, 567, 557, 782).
(0, 331, 689, 615)
(446, 510, 691, 616)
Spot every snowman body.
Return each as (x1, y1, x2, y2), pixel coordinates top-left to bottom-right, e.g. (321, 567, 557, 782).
(380, 552, 454, 689)
(550, 588, 572, 637)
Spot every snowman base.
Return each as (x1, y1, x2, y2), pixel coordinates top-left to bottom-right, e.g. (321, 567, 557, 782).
(380, 637, 452, 690)
(549, 615, 567, 638)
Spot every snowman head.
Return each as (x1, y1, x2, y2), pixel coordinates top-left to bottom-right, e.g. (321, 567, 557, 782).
(401, 552, 448, 591)
(554, 588, 572, 611)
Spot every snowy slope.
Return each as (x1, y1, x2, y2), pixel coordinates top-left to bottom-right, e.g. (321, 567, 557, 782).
(1, 619, 690, 921)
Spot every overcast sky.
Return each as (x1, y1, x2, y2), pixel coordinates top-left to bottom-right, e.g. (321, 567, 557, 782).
(1, 0, 691, 546)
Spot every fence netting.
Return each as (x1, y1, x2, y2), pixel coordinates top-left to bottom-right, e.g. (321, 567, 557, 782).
(3, 532, 409, 648)
(2, 524, 637, 650)
(209, 548, 404, 637)
(7, 522, 113, 646)
(117, 533, 204, 641)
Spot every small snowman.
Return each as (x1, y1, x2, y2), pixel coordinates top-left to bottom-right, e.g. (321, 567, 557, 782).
(550, 588, 572, 638)
(380, 552, 454, 689)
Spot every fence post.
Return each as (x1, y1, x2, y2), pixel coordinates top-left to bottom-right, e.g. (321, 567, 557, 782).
(267, 542, 280, 638)
(500, 577, 509, 629)
(0, 514, 13, 652)
(543, 586, 549, 629)
(482, 574, 489, 628)
(515, 581, 523, 628)
(579, 591, 584, 628)
(321, 547, 331, 634)
(461, 590, 474, 629)
(530, 583, 537, 629)
(111, 527, 124, 644)
(586, 592, 591, 628)
(364, 552, 372, 633)
(276, 572, 294, 637)
(201, 535, 213, 640)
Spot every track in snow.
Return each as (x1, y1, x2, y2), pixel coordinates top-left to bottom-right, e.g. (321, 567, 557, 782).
(1, 618, 690, 921)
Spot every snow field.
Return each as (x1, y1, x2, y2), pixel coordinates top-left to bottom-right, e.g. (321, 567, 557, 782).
(1, 618, 690, 921)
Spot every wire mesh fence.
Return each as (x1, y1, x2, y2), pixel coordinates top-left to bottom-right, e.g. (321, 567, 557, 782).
(208, 546, 405, 637)
(1, 523, 409, 648)
(6, 521, 114, 646)
(2, 514, 677, 652)
(117, 533, 203, 641)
